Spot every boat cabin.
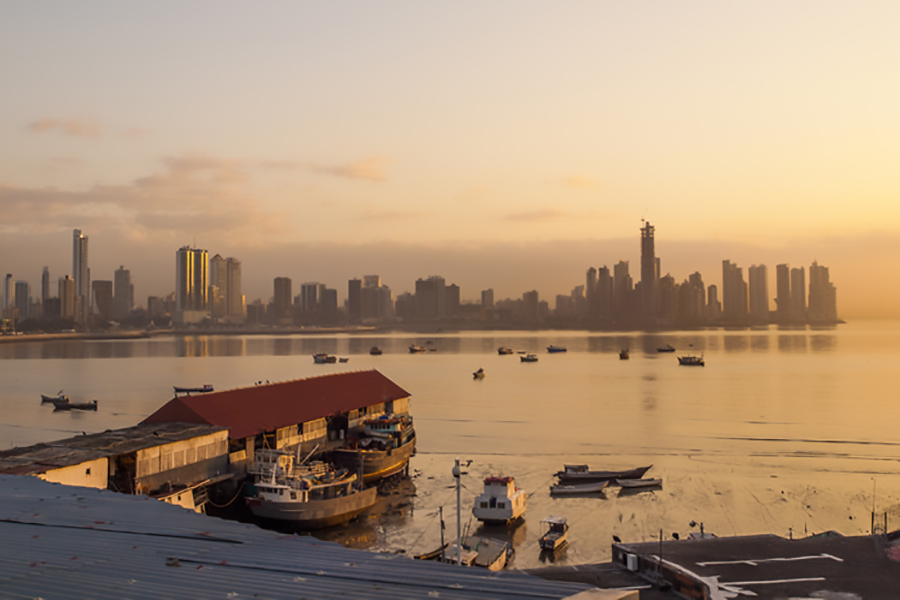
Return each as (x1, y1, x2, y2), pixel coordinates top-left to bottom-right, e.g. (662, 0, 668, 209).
(472, 476, 527, 524)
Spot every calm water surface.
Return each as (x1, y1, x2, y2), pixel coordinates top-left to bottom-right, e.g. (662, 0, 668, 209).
(2, 321, 899, 569)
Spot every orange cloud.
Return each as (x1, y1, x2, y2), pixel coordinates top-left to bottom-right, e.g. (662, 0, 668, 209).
(313, 156, 392, 182)
(27, 118, 101, 139)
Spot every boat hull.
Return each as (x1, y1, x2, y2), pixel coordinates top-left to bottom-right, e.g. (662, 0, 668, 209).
(331, 436, 416, 483)
(246, 486, 377, 529)
(550, 480, 609, 495)
(556, 465, 652, 484)
(616, 478, 662, 489)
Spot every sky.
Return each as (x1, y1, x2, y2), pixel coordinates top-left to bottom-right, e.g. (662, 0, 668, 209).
(2, 2, 899, 318)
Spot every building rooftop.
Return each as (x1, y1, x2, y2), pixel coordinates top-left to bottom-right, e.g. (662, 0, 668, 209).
(0, 474, 592, 599)
(142, 369, 411, 439)
(0, 422, 227, 476)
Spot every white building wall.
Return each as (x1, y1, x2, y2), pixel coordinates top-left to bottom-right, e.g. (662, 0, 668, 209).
(38, 458, 108, 489)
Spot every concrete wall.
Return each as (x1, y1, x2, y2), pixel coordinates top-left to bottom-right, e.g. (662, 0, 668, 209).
(38, 458, 108, 489)
(134, 431, 229, 493)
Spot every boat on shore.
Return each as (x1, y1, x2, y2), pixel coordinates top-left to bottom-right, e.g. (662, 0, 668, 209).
(313, 353, 338, 364)
(245, 450, 376, 529)
(616, 478, 662, 489)
(539, 516, 569, 551)
(657, 344, 676, 353)
(173, 384, 214, 395)
(331, 414, 416, 483)
(417, 538, 513, 571)
(556, 464, 652, 484)
(473, 476, 527, 524)
(497, 347, 514, 355)
(369, 346, 383, 355)
(678, 355, 705, 366)
(547, 345, 567, 353)
(409, 344, 427, 353)
(338, 357, 349, 363)
(549, 480, 609, 495)
(520, 353, 538, 363)
(619, 349, 629, 360)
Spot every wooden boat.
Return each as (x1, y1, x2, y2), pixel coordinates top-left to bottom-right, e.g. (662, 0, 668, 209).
(619, 349, 629, 360)
(54, 399, 98, 411)
(418, 538, 512, 571)
(549, 480, 609, 495)
(497, 347, 514, 355)
(409, 344, 427, 353)
(369, 346, 383, 355)
(338, 357, 349, 363)
(473, 476, 527, 524)
(657, 344, 676, 353)
(678, 355, 704, 366)
(539, 516, 569, 551)
(520, 353, 538, 363)
(556, 464, 652, 483)
(473, 368, 485, 379)
(173, 384, 214, 395)
(616, 478, 662, 489)
(547, 345, 567, 353)
(41, 392, 68, 404)
(332, 415, 416, 483)
(313, 353, 337, 364)
(245, 450, 376, 529)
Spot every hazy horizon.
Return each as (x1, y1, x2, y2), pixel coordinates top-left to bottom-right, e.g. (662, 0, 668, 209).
(2, 2, 899, 318)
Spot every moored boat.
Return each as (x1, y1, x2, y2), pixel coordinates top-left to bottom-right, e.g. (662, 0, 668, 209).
(41, 392, 68, 404)
(549, 480, 609, 495)
(547, 345, 567, 353)
(313, 353, 338, 364)
(338, 357, 349, 363)
(419, 538, 512, 571)
(53, 399, 98, 411)
(616, 477, 662, 489)
(369, 346, 383, 355)
(173, 384, 214, 395)
(657, 344, 676, 353)
(497, 347, 514, 355)
(619, 349, 629, 360)
(678, 355, 705, 366)
(332, 414, 416, 483)
(409, 344, 427, 353)
(556, 464, 652, 484)
(539, 516, 569, 551)
(472, 476, 527, 524)
(520, 353, 538, 363)
(473, 368, 485, 379)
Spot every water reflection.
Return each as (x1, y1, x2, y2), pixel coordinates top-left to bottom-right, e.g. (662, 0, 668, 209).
(778, 335, 808, 353)
(723, 335, 749, 352)
(750, 336, 770, 352)
(810, 335, 836, 352)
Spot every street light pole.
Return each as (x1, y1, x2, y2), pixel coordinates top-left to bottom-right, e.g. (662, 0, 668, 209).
(453, 457, 461, 565)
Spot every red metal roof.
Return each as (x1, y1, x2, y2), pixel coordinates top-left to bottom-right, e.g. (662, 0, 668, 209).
(141, 370, 410, 440)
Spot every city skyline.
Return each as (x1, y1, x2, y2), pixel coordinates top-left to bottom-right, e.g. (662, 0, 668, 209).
(2, 3, 899, 318)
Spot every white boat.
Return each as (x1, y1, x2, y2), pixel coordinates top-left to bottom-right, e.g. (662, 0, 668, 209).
(472, 476, 527, 524)
(616, 477, 662, 489)
(539, 516, 569, 551)
(520, 354, 538, 363)
(549, 480, 609, 495)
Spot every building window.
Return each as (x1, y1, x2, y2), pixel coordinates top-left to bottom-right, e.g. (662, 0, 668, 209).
(85, 468, 91, 476)
(480, 502, 488, 508)
(498, 502, 506, 509)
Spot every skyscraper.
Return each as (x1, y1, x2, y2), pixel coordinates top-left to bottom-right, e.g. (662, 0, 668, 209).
(347, 279, 362, 323)
(225, 257, 243, 321)
(613, 260, 632, 322)
(175, 246, 208, 312)
(273, 277, 292, 323)
(640, 222, 657, 324)
(808, 261, 837, 323)
(790, 267, 806, 323)
(4, 274, 12, 310)
(14, 281, 30, 319)
(775, 264, 791, 324)
(92, 280, 113, 321)
(113, 266, 134, 319)
(72, 229, 90, 322)
(209, 254, 227, 318)
(481, 289, 494, 310)
(748, 264, 769, 325)
(722, 260, 748, 324)
(59, 275, 75, 319)
(41, 267, 50, 308)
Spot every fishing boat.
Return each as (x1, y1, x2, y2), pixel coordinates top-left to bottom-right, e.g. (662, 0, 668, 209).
(245, 450, 376, 529)
(657, 344, 676, 353)
(678, 355, 705, 366)
(418, 538, 513, 571)
(619, 349, 629, 360)
(549, 480, 609, 495)
(472, 476, 527, 524)
(173, 384, 214, 395)
(539, 516, 569, 551)
(313, 353, 338, 364)
(473, 368, 485, 379)
(555, 464, 652, 484)
(520, 353, 538, 363)
(40, 392, 68, 404)
(53, 399, 98, 411)
(332, 414, 416, 483)
(369, 346, 383, 355)
(547, 345, 567, 353)
(497, 347, 514, 355)
(616, 478, 663, 489)
(338, 357, 350, 363)
(409, 344, 427, 353)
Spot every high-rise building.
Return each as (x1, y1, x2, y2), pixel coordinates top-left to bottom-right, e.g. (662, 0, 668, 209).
(613, 260, 632, 322)
(300, 283, 319, 315)
(721, 260, 748, 324)
(273, 277, 292, 323)
(113, 266, 134, 319)
(585, 267, 597, 318)
(522, 290, 539, 322)
(790, 267, 806, 323)
(640, 222, 658, 324)
(748, 264, 769, 325)
(347, 279, 362, 323)
(175, 246, 208, 312)
(808, 261, 837, 323)
(92, 280, 113, 321)
(3, 274, 11, 310)
(415, 276, 447, 319)
(596, 266, 614, 322)
(72, 229, 90, 322)
(225, 257, 243, 320)
(209, 254, 227, 318)
(59, 275, 75, 319)
(707, 284, 722, 321)
(775, 264, 791, 324)
(41, 267, 50, 307)
(481, 289, 494, 310)
(679, 272, 706, 324)
(359, 276, 393, 320)
(14, 281, 30, 319)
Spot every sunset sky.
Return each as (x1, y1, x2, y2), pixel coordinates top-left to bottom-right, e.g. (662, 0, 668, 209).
(2, 2, 899, 317)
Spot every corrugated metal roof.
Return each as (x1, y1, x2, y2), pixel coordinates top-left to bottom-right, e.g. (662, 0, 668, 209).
(0, 474, 592, 599)
(142, 369, 411, 440)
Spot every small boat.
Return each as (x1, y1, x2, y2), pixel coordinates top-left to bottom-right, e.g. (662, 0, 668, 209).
(616, 478, 662, 489)
(473, 476, 527, 524)
(520, 353, 538, 363)
(497, 347, 514, 355)
(173, 384, 214, 395)
(409, 344, 427, 353)
(369, 346, 383, 355)
(549, 480, 609, 495)
(54, 399, 98, 412)
(657, 344, 676, 353)
(41, 392, 68, 404)
(332, 415, 417, 483)
(539, 516, 569, 551)
(473, 368, 485, 379)
(619, 349, 629, 360)
(313, 353, 337, 364)
(420, 538, 513, 571)
(556, 464, 652, 483)
(547, 345, 567, 353)
(678, 355, 705, 366)
(338, 357, 349, 363)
